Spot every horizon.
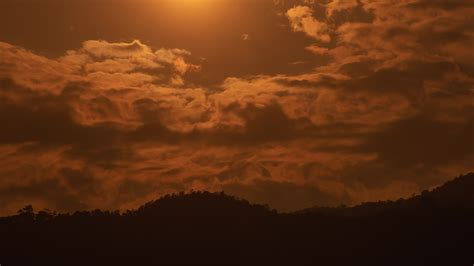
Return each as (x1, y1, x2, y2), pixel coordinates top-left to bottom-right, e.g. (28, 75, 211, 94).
(3, 172, 474, 216)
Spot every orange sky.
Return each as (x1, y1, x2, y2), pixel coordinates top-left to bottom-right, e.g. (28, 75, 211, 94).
(0, 0, 473, 214)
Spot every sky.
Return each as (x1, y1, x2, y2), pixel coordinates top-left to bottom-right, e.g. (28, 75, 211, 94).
(0, 0, 473, 214)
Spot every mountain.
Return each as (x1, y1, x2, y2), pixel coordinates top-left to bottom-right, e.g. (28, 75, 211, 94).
(298, 172, 474, 216)
(0, 173, 473, 266)
(424, 172, 474, 207)
(136, 191, 275, 217)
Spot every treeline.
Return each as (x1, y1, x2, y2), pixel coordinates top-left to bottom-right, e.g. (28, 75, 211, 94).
(0, 174, 473, 265)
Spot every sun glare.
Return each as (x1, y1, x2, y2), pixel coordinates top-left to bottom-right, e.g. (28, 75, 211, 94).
(160, 0, 221, 10)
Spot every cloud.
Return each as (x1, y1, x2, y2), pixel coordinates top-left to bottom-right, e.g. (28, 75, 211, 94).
(286, 6, 331, 42)
(82, 40, 154, 59)
(365, 115, 474, 167)
(0, 0, 473, 214)
(0, 39, 199, 92)
(241, 34, 251, 41)
(305, 45, 329, 55)
(326, 0, 359, 17)
(223, 179, 351, 212)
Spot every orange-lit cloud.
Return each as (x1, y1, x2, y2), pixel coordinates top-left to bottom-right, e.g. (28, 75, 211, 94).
(286, 5, 331, 42)
(0, 0, 472, 214)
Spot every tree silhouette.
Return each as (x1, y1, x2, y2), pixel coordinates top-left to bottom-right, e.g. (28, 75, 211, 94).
(0, 173, 473, 266)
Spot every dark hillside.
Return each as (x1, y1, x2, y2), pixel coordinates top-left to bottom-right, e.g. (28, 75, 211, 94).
(0, 173, 473, 266)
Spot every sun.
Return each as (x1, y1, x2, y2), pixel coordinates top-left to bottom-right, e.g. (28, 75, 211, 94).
(160, 0, 220, 8)
(155, 0, 226, 19)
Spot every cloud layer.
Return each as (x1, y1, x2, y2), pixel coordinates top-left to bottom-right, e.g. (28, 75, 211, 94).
(0, 0, 472, 214)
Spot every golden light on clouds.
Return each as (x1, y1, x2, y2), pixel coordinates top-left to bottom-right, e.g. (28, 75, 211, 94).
(0, 0, 472, 214)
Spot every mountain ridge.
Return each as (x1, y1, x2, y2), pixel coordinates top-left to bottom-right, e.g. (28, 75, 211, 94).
(0, 173, 473, 266)
(2, 172, 474, 220)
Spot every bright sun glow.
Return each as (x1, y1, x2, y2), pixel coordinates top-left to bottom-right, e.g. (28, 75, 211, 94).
(154, 0, 228, 21)
(158, 0, 224, 14)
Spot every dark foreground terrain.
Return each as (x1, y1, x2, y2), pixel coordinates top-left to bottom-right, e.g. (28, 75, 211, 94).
(1, 173, 473, 266)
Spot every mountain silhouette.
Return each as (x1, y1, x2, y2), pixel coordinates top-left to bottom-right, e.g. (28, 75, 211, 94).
(421, 172, 474, 207)
(0, 173, 473, 266)
(299, 172, 474, 217)
(136, 191, 275, 217)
